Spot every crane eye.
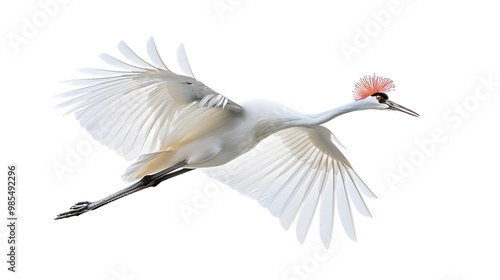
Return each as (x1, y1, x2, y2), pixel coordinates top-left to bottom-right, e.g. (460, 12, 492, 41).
(376, 95, 381, 101)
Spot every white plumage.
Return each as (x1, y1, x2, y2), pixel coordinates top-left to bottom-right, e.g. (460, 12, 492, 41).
(207, 126, 377, 246)
(55, 37, 419, 247)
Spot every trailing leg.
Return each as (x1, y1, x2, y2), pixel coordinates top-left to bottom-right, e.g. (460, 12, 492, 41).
(54, 161, 193, 220)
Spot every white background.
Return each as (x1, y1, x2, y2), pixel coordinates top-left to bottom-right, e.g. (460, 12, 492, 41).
(1, 0, 500, 279)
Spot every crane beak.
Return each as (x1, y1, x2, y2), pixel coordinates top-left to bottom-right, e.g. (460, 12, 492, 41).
(385, 100, 419, 117)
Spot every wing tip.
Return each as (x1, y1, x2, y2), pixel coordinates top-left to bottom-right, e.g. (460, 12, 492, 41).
(176, 43, 195, 78)
(146, 36, 169, 71)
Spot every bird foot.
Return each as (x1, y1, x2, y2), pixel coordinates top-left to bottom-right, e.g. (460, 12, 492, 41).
(54, 201, 92, 220)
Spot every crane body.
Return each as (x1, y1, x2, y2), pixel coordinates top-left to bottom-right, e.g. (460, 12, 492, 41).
(55, 38, 418, 247)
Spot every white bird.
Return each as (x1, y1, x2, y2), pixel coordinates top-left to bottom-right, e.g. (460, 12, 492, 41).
(55, 38, 419, 247)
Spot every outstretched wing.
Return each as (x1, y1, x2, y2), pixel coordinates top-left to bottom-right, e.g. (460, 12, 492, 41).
(206, 126, 377, 247)
(56, 37, 242, 160)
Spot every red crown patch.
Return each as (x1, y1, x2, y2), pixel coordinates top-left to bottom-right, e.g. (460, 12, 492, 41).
(353, 74, 395, 101)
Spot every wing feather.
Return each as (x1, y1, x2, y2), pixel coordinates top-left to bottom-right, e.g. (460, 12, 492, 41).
(234, 134, 309, 197)
(56, 37, 243, 160)
(259, 143, 316, 210)
(279, 151, 324, 230)
(346, 168, 378, 199)
(117, 41, 158, 70)
(177, 43, 195, 78)
(146, 37, 170, 70)
(99, 53, 146, 71)
(205, 126, 377, 247)
(341, 164, 372, 217)
(335, 161, 357, 241)
(319, 161, 336, 247)
(295, 155, 328, 243)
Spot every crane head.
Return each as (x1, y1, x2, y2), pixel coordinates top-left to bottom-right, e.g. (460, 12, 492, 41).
(353, 74, 419, 117)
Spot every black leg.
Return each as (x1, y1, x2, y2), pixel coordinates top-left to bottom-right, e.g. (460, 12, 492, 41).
(55, 161, 194, 220)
